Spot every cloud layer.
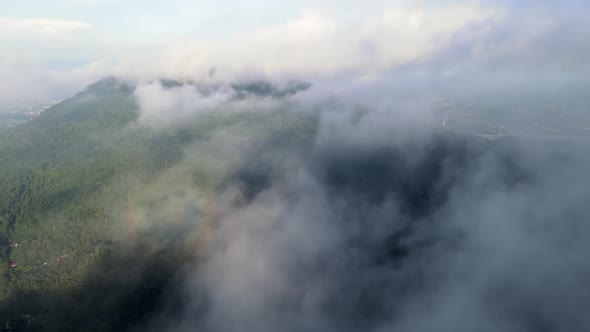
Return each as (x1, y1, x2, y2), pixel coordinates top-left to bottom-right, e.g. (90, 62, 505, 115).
(131, 106, 590, 332)
(116, 3, 498, 82)
(2, 1, 590, 109)
(0, 18, 92, 39)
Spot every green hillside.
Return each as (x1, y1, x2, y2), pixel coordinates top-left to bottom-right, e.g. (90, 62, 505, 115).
(0, 77, 318, 312)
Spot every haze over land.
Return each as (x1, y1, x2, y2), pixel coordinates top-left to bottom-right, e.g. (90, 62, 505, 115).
(0, 1, 590, 331)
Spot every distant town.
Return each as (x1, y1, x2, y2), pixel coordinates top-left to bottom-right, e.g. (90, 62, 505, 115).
(0, 100, 60, 127)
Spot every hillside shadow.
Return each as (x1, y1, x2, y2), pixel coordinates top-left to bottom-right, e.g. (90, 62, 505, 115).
(0, 239, 201, 332)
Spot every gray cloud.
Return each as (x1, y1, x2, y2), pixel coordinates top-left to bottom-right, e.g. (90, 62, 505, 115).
(119, 94, 590, 332)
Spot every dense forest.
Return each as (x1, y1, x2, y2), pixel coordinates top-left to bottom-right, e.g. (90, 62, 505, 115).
(0, 78, 319, 328)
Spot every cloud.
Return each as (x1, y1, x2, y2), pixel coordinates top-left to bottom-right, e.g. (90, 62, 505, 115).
(133, 80, 312, 126)
(112, 3, 499, 82)
(133, 107, 590, 332)
(134, 81, 233, 126)
(0, 59, 104, 106)
(5, 1, 590, 108)
(0, 18, 92, 40)
(0, 17, 99, 106)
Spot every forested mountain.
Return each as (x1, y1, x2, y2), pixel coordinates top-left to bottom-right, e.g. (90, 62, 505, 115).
(0, 78, 318, 329)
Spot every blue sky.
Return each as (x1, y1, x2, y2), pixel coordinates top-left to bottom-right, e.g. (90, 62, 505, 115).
(2, 1, 490, 60)
(2, 0, 395, 48)
(0, 1, 588, 105)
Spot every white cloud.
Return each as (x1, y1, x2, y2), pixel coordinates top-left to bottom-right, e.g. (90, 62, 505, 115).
(4, 1, 589, 108)
(0, 18, 92, 40)
(0, 59, 104, 106)
(134, 81, 232, 126)
(113, 3, 500, 82)
(0, 17, 100, 106)
(133, 80, 306, 127)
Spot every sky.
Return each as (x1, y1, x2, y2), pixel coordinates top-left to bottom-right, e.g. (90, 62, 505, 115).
(1, 0, 409, 72)
(0, 0, 589, 106)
